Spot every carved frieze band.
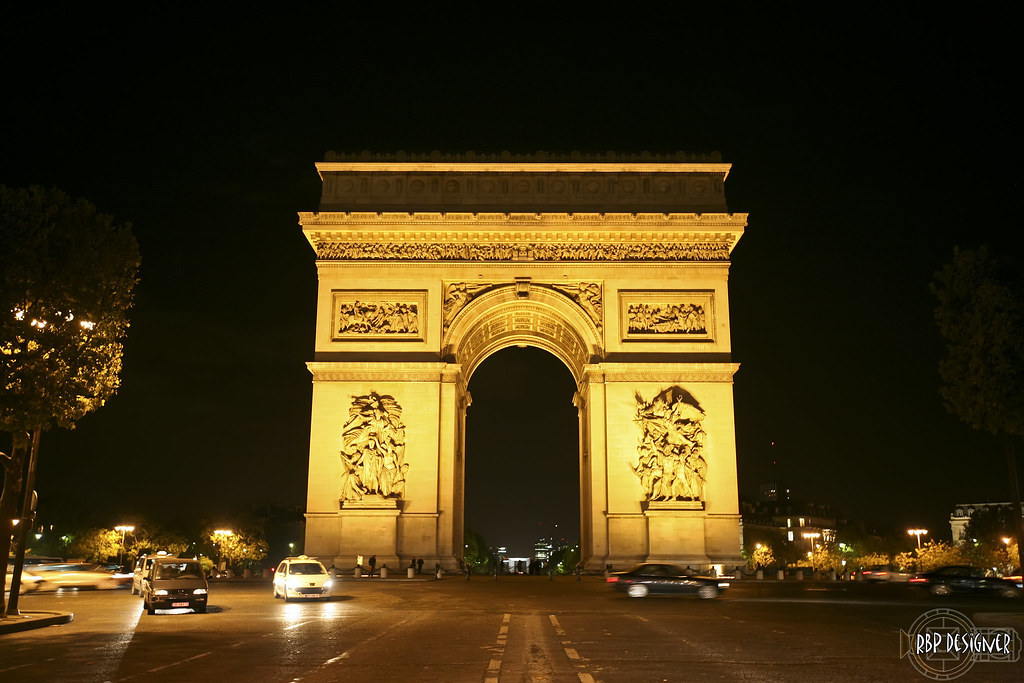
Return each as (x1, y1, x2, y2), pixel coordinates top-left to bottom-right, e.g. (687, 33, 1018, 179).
(633, 387, 707, 504)
(444, 281, 602, 331)
(316, 241, 729, 262)
(331, 290, 426, 341)
(619, 290, 714, 342)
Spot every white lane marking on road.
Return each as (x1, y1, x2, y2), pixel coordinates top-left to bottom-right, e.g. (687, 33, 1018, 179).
(502, 613, 511, 623)
(499, 624, 509, 634)
(146, 651, 211, 672)
(284, 620, 314, 630)
(578, 674, 595, 683)
(0, 663, 33, 673)
(549, 614, 566, 636)
(564, 648, 580, 659)
(325, 652, 350, 664)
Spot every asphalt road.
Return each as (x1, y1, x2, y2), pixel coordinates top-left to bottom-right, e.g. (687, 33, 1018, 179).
(1, 577, 1022, 682)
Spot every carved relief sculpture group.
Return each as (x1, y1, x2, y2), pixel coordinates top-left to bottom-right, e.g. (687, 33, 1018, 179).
(337, 301, 419, 335)
(317, 241, 730, 262)
(627, 303, 706, 334)
(632, 388, 708, 501)
(339, 393, 408, 502)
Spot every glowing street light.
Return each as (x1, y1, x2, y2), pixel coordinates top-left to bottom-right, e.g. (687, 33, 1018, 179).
(802, 532, 820, 563)
(908, 528, 928, 549)
(115, 525, 135, 569)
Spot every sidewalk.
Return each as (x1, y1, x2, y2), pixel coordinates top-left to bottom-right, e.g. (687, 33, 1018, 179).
(0, 610, 74, 635)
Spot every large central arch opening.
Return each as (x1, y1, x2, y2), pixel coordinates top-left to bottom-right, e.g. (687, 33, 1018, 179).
(464, 346, 580, 567)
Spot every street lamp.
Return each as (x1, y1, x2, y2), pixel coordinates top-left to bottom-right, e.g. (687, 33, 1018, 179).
(115, 525, 135, 568)
(908, 528, 928, 549)
(802, 532, 820, 565)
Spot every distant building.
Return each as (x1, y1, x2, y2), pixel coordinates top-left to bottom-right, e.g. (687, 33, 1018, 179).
(949, 502, 1023, 542)
(741, 498, 838, 545)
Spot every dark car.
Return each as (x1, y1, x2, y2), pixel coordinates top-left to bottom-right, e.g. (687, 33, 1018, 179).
(606, 563, 730, 599)
(910, 565, 1022, 598)
(142, 557, 209, 614)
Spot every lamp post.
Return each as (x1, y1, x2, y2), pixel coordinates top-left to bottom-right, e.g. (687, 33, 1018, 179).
(115, 525, 134, 569)
(908, 528, 928, 549)
(802, 532, 820, 565)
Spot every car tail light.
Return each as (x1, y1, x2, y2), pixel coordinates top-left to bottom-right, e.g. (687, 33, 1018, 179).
(606, 576, 619, 583)
(909, 577, 927, 583)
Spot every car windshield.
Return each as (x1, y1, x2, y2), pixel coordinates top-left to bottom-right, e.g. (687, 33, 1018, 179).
(155, 562, 203, 579)
(290, 562, 325, 575)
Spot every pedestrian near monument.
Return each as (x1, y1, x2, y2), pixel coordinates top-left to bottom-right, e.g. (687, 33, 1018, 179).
(368, 555, 376, 577)
(417, 557, 423, 575)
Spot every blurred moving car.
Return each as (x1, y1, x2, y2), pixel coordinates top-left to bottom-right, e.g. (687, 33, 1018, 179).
(273, 556, 332, 601)
(141, 557, 208, 614)
(5, 565, 42, 595)
(910, 565, 1022, 597)
(862, 565, 912, 582)
(606, 563, 729, 599)
(31, 563, 129, 590)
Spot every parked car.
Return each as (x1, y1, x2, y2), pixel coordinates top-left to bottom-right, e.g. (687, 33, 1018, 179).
(862, 565, 912, 582)
(30, 563, 129, 590)
(141, 557, 208, 614)
(910, 565, 1022, 598)
(606, 563, 729, 599)
(273, 556, 332, 601)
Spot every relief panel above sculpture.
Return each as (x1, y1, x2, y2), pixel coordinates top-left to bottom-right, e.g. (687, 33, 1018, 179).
(331, 290, 426, 341)
(632, 387, 707, 505)
(339, 392, 408, 504)
(618, 290, 714, 342)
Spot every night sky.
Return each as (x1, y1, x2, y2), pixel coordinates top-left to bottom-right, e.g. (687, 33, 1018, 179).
(2, 12, 1019, 556)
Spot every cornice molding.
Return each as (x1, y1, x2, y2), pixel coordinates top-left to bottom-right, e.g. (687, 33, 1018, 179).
(307, 361, 454, 383)
(299, 211, 748, 227)
(584, 362, 741, 383)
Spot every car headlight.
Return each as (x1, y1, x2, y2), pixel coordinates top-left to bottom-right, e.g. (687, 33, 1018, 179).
(155, 589, 169, 596)
(323, 580, 333, 589)
(193, 588, 207, 595)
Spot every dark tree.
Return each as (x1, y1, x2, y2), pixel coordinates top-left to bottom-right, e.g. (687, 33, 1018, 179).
(0, 186, 139, 615)
(932, 246, 1024, 572)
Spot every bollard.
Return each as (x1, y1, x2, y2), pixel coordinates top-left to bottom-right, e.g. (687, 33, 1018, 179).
(435, 566, 443, 580)
(756, 569, 763, 580)
(734, 568, 743, 580)
(407, 567, 415, 579)
(829, 569, 836, 581)
(354, 567, 362, 578)
(381, 566, 388, 579)
(856, 569, 863, 582)
(776, 569, 784, 581)
(843, 570, 851, 582)
(795, 569, 804, 581)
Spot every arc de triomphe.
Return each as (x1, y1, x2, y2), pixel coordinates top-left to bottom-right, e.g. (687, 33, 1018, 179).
(300, 151, 746, 572)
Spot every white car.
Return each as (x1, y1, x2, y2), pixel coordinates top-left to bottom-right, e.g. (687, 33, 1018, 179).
(132, 552, 174, 595)
(273, 556, 332, 601)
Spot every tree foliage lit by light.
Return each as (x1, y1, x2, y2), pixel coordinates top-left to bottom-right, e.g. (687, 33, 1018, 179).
(0, 185, 139, 615)
(1, 186, 140, 431)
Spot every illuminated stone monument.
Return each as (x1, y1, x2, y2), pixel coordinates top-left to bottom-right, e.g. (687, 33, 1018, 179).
(300, 151, 747, 571)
